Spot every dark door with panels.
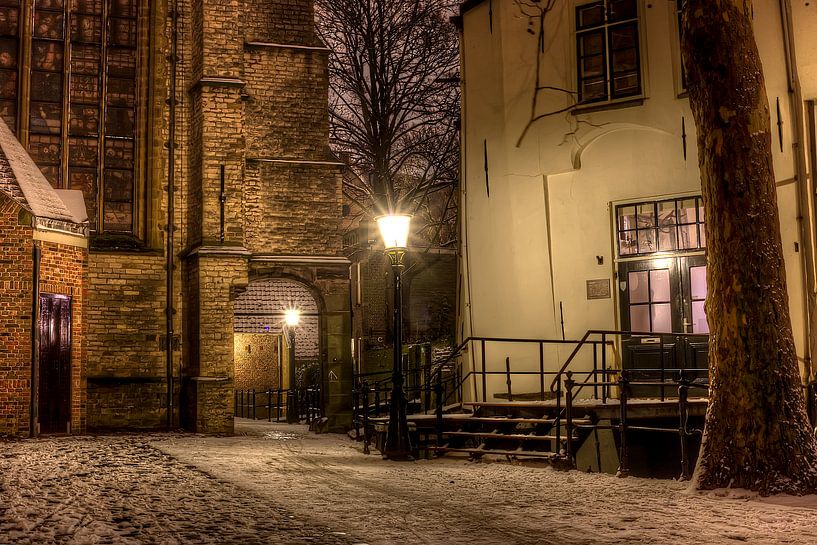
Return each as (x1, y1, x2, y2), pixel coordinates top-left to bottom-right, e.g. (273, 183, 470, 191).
(618, 255, 708, 396)
(39, 294, 72, 434)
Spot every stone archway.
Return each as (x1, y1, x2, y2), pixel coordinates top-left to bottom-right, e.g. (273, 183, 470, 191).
(232, 279, 321, 420)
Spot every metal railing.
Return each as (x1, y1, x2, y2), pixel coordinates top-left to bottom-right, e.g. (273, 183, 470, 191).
(235, 387, 322, 424)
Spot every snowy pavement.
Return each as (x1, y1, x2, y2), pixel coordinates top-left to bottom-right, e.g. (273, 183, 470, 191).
(0, 433, 356, 545)
(3, 422, 817, 544)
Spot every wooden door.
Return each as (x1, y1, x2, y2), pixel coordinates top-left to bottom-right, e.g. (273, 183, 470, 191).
(38, 294, 72, 434)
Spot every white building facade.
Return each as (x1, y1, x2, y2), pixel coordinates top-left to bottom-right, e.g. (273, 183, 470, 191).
(456, 0, 817, 399)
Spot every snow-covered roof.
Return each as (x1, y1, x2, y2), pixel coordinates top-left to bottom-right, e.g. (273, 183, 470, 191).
(0, 119, 79, 224)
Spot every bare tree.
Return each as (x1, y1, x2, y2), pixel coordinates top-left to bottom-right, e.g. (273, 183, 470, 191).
(682, 0, 817, 495)
(315, 0, 460, 246)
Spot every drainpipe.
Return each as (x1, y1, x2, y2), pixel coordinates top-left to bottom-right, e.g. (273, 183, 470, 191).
(30, 243, 40, 438)
(780, 0, 817, 384)
(166, 0, 179, 429)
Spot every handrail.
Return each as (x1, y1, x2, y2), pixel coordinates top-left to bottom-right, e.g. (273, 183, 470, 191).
(550, 329, 710, 393)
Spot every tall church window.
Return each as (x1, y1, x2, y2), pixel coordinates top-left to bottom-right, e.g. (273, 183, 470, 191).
(1, 0, 144, 235)
(576, 0, 642, 104)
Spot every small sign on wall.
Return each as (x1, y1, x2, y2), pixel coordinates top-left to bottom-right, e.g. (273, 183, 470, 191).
(586, 279, 611, 300)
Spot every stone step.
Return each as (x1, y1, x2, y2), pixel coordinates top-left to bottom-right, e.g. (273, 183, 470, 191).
(428, 446, 560, 459)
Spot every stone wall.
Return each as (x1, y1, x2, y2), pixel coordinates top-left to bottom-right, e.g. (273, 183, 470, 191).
(85, 251, 173, 430)
(233, 333, 281, 391)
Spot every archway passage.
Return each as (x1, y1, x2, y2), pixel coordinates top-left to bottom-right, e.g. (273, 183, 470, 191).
(232, 279, 321, 422)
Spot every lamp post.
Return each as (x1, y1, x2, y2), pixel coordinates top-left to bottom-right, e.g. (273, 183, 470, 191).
(376, 213, 413, 460)
(284, 308, 301, 424)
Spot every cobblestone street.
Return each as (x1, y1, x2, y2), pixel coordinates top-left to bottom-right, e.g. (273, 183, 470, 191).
(0, 434, 358, 545)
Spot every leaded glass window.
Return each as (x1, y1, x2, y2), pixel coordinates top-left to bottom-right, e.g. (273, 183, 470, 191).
(3, 0, 144, 235)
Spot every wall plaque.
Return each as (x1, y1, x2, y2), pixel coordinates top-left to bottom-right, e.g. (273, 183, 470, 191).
(586, 279, 611, 300)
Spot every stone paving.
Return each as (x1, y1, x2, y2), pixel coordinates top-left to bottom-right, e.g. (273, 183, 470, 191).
(0, 435, 360, 545)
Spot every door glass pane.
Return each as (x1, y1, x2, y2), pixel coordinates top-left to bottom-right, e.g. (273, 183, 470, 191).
(692, 301, 709, 334)
(678, 223, 699, 249)
(638, 228, 656, 253)
(690, 266, 707, 300)
(628, 271, 649, 304)
(651, 303, 672, 333)
(630, 305, 650, 332)
(637, 203, 656, 227)
(649, 269, 671, 302)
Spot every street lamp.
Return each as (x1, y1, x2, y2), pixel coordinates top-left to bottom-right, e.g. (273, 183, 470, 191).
(376, 213, 413, 460)
(284, 308, 301, 424)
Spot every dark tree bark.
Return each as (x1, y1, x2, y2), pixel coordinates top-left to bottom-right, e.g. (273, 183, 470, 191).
(681, 0, 817, 494)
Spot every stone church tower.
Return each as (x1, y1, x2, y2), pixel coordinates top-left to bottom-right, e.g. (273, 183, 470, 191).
(0, 0, 351, 435)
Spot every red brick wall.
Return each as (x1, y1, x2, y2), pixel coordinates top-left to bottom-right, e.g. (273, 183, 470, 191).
(39, 238, 88, 435)
(0, 196, 34, 436)
(0, 193, 88, 436)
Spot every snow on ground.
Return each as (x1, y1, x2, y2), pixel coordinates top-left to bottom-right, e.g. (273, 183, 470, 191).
(0, 434, 356, 545)
(3, 421, 817, 544)
(153, 420, 817, 545)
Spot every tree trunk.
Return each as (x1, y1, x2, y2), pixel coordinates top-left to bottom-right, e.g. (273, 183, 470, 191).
(681, 0, 817, 494)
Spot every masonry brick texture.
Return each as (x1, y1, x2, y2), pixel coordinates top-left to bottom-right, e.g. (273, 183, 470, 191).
(0, 194, 88, 436)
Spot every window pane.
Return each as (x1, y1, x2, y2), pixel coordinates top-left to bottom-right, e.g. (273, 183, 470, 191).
(629, 305, 650, 332)
(104, 137, 134, 169)
(110, 0, 137, 17)
(612, 72, 640, 97)
(618, 205, 636, 231)
(28, 133, 61, 164)
(608, 0, 637, 22)
(70, 74, 100, 103)
(581, 55, 604, 78)
(677, 224, 699, 249)
(700, 227, 707, 248)
(677, 198, 697, 223)
(637, 203, 655, 227)
(73, 0, 102, 14)
(692, 301, 709, 334)
(103, 201, 133, 231)
(610, 25, 637, 50)
(657, 201, 677, 251)
(108, 17, 136, 46)
(611, 48, 638, 72)
(628, 271, 649, 304)
(0, 38, 17, 69)
(69, 105, 99, 135)
(107, 77, 135, 106)
(690, 265, 707, 300)
(105, 106, 134, 136)
(581, 79, 606, 102)
(638, 228, 657, 253)
(71, 14, 102, 43)
(68, 136, 99, 167)
(651, 304, 672, 333)
(69, 167, 97, 230)
(34, 11, 64, 40)
(31, 40, 63, 70)
(649, 269, 671, 303)
(71, 44, 100, 74)
(577, 2, 604, 28)
(36, 0, 64, 9)
(103, 168, 133, 201)
(619, 230, 637, 255)
(29, 102, 62, 134)
(30, 71, 63, 102)
(107, 47, 136, 77)
(0, 68, 15, 98)
(0, 98, 16, 129)
(39, 164, 61, 186)
(0, 7, 18, 35)
(579, 32, 604, 56)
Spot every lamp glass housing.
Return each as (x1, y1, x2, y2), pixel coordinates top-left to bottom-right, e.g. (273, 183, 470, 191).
(376, 214, 412, 250)
(284, 308, 301, 328)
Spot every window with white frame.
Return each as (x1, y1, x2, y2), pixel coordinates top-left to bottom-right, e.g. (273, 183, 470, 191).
(576, 0, 642, 104)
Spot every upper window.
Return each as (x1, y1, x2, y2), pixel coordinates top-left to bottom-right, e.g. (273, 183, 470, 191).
(576, 0, 642, 104)
(0, 0, 144, 235)
(616, 196, 706, 257)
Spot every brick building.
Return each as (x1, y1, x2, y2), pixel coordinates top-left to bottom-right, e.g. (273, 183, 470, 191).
(0, 120, 88, 436)
(0, 0, 351, 435)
